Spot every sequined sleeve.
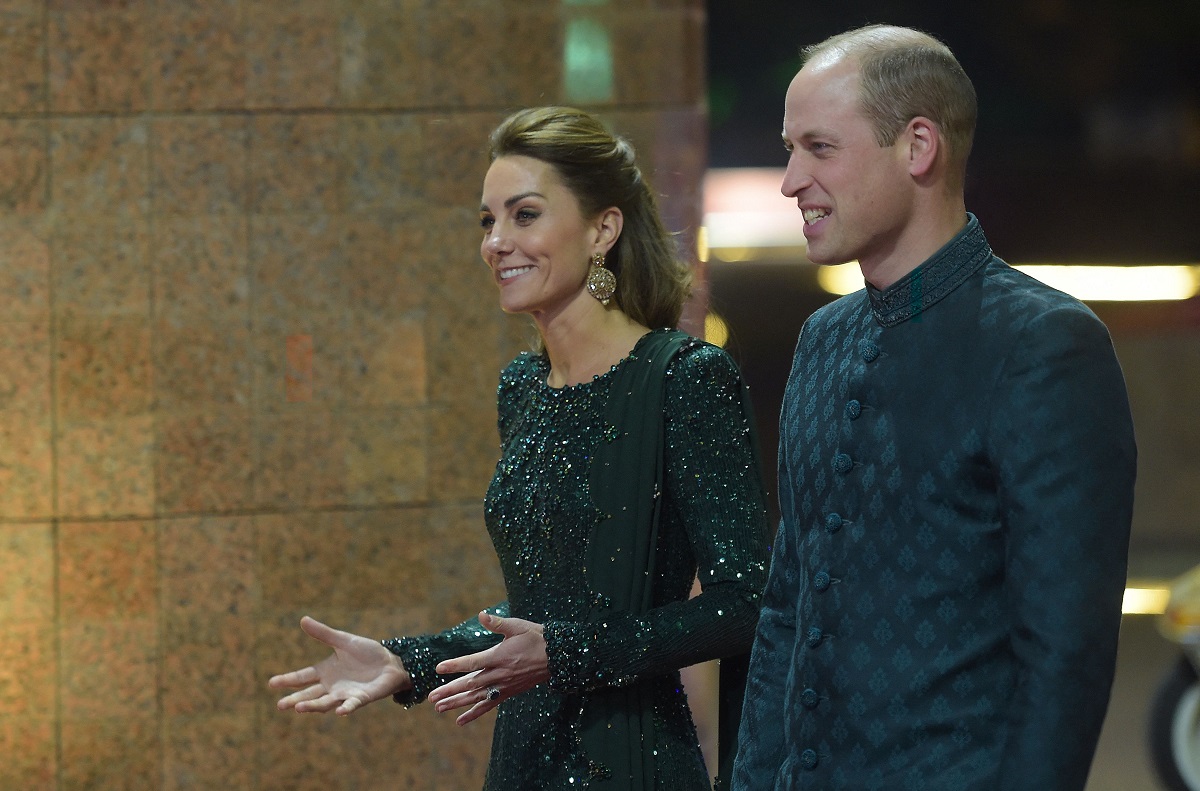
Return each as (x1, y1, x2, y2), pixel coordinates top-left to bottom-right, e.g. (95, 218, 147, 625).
(542, 343, 769, 692)
(382, 602, 508, 706)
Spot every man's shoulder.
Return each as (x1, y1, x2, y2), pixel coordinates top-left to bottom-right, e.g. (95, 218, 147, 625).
(979, 259, 1107, 330)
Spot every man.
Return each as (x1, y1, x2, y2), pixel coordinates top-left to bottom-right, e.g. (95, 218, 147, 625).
(733, 24, 1137, 791)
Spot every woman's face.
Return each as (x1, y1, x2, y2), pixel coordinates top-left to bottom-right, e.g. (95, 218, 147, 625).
(479, 155, 601, 320)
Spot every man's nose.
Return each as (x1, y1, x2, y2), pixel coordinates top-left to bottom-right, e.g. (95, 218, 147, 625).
(781, 157, 811, 198)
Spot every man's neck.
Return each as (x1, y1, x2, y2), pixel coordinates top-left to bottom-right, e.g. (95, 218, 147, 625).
(861, 204, 968, 291)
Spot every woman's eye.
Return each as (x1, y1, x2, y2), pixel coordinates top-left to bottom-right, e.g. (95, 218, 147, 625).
(480, 216, 494, 230)
(516, 209, 538, 223)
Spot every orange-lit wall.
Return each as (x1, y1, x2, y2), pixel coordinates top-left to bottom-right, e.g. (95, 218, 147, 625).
(0, 2, 706, 787)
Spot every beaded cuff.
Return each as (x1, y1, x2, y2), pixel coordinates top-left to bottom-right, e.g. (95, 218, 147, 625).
(381, 636, 440, 707)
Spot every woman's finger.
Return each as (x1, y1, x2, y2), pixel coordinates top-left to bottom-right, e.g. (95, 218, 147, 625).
(427, 668, 482, 703)
(295, 692, 340, 713)
(276, 683, 327, 710)
(456, 696, 499, 726)
(268, 666, 319, 690)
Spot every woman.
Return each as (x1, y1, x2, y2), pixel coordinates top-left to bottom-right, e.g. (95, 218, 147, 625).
(269, 106, 769, 790)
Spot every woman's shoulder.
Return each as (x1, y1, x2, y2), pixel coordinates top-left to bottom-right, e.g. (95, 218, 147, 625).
(663, 333, 742, 384)
(498, 350, 546, 391)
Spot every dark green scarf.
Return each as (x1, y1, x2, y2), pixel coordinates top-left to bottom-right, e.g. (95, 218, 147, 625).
(580, 329, 751, 790)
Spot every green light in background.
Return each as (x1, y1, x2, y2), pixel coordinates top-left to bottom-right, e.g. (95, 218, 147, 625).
(563, 18, 614, 103)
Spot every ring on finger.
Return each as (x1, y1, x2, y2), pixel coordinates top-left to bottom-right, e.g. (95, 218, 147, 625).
(485, 686, 501, 702)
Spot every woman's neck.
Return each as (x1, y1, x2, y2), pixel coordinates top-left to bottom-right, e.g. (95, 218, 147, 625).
(537, 306, 651, 388)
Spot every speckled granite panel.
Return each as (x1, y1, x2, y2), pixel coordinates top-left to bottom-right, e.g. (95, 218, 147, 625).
(337, 114, 426, 212)
(55, 314, 153, 421)
(162, 611, 256, 717)
(342, 407, 428, 505)
(159, 516, 257, 616)
(0, 120, 48, 215)
(148, 0, 246, 111)
(60, 714, 160, 791)
(418, 112, 503, 207)
(51, 216, 151, 317)
(0, 319, 49, 414)
(337, 0, 425, 110)
(152, 214, 250, 322)
(0, 413, 52, 518)
(428, 398, 501, 503)
(50, 118, 150, 217)
(156, 409, 256, 513)
(55, 415, 156, 518)
(151, 116, 250, 215)
(58, 520, 157, 620)
(609, 9, 703, 105)
(154, 317, 253, 413)
(0, 219, 50, 321)
(334, 508, 432, 610)
(257, 511, 352, 613)
(0, 716, 55, 789)
(0, 523, 53, 623)
(340, 215, 428, 317)
(59, 617, 158, 720)
(163, 710, 258, 791)
(48, 2, 149, 113)
(333, 313, 427, 408)
(249, 115, 340, 214)
(0, 7, 44, 113)
(0, 620, 55, 717)
(423, 207, 505, 405)
(244, 1, 339, 110)
(253, 410, 349, 508)
(413, 5, 556, 109)
(0, 320, 52, 518)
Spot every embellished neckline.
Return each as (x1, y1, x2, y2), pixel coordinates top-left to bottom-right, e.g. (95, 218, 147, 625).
(866, 214, 992, 327)
(536, 327, 668, 393)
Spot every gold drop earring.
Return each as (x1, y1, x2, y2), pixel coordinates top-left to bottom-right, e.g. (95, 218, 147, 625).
(586, 252, 616, 305)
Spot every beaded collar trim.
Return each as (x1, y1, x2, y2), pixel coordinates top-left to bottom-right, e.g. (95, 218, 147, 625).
(865, 213, 992, 328)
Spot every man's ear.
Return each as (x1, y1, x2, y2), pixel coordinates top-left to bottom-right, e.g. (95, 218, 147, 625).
(906, 116, 941, 180)
(594, 206, 624, 254)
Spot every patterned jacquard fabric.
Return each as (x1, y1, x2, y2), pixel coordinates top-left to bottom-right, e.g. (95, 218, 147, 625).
(733, 216, 1137, 791)
(386, 330, 769, 790)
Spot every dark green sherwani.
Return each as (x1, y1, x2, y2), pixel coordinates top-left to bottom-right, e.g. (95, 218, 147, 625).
(733, 215, 1137, 790)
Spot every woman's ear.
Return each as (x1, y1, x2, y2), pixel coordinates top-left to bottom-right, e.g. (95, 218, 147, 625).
(905, 116, 941, 180)
(594, 206, 624, 254)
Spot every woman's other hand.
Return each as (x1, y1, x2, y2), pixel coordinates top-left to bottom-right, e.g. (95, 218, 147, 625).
(427, 612, 549, 725)
(268, 616, 411, 716)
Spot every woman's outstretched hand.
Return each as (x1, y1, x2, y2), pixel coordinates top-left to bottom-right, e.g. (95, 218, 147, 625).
(427, 612, 549, 726)
(268, 616, 411, 716)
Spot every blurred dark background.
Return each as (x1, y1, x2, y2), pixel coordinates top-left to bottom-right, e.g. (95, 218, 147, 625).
(708, 0, 1200, 262)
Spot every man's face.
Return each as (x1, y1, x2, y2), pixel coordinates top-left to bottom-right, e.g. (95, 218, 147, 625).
(781, 54, 913, 275)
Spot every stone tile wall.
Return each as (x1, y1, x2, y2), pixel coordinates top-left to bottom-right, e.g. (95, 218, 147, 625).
(0, 1, 707, 787)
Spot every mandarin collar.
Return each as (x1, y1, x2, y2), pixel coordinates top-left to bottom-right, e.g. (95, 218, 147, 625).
(865, 214, 992, 327)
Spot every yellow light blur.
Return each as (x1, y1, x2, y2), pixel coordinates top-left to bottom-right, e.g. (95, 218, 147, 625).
(816, 261, 864, 295)
(1122, 585, 1171, 615)
(697, 226, 709, 264)
(815, 263, 1200, 301)
(704, 312, 729, 348)
(1015, 265, 1200, 301)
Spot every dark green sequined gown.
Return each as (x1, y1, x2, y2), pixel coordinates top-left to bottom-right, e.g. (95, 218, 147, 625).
(385, 330, 769, 789)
